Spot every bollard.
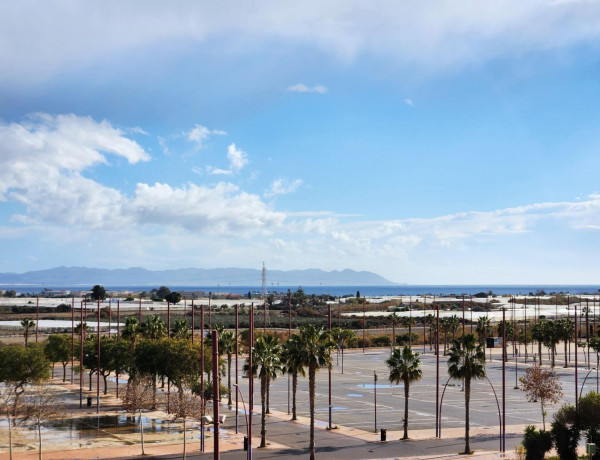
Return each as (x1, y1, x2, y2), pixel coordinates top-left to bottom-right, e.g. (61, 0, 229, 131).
(381, 428, 387, 442)
(243, 436, 248, 451)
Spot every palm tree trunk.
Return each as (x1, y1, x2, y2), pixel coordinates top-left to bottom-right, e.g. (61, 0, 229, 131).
(564, 340, 568, 368)
(260, 375, 267, 448)
(89, 370, 93, 391)
(292, 371, 298, 420)
(403, 379, 409, 439)
(309, 365, 316, 460)
(266, 376, 271, 414)
(63, 363, 67, 382)
(103, 374, 108, 395)
(464, 377, 471, 454)
(538, 341, 542, 365)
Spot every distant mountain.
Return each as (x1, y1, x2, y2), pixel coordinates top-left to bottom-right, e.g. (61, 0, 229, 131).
(0, 266, 397, 286)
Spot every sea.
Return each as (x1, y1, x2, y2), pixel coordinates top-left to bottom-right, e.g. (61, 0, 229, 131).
(4, 284, 600, 297)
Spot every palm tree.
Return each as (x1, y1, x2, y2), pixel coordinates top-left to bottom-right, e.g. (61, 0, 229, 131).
(121, 317, 140, 349)
(172, 319, 190, 340)
(281, 334, 306, 420)
(219, 330, 237, 407)
(296, 324, 334, 460)
(244, 334, 282, 448)
(440, 318, 451, 354)
(475, 316, 492, 346)
(386, 346, 422, 439)
(21, 318, 35, 347)
(141, 315, 166, 340)
(330, 327, 354, 373)
(556, 318, 574, 367)
(530, 321, 546, 366)
(447, 333, 486, 455)
(543, 321, 560, 368)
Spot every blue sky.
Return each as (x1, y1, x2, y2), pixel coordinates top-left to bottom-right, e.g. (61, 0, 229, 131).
(1, 1, 600, 284)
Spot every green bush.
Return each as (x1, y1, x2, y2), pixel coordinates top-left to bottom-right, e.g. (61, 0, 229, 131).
(396, 333, 419, 346)
(521, 425, 552, 460)
(371, 335, 391, 347)
(551, 405, 580, 460)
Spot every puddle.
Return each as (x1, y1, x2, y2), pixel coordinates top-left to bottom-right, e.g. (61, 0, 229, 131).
(347, 393, 364, 398)
(357, 384, 403, 389)
(43, 415, 184, 438)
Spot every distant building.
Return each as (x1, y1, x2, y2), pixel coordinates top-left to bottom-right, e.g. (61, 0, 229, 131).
(42, 289, 71, 297)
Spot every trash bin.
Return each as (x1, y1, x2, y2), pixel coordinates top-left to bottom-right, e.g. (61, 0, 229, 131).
(380, 428, 386, 442)
(87, 396, 92, 407)
(243, 436, 248, 451)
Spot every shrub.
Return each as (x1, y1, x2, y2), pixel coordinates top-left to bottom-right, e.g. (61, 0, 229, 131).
(551, 404, 580, 460)
(396, 333, 419, 346)
(371, 335, 391, 347)
(521, 425, 552, 460)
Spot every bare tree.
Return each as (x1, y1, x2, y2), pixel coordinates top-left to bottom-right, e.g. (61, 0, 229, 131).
(0, 385, 19, 460)
(21, 385, 64, 460)
(121, 376, 155, 456)
(519, 366, 563, 430)
(164, 388, 203, 459)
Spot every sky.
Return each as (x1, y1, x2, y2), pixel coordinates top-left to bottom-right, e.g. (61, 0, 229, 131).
(2, 1, 600, 284)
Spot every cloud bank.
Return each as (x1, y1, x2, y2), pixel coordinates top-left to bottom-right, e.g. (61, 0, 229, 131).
(2, 1, 600, 83)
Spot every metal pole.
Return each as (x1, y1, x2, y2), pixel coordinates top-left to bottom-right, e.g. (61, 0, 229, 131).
(423, 295, 426, 353)
(36, 296, 39, 343)
(524, 297, 528, 362)
(108, 298, 111, 339)
(462, 294, 465, 334)
(71, 297, 74, 384)
(79, 299, 84, 408)
(328, 303, 332, 430)
(248, 303, 254, 460)
(191, 298, 195, 344)
(116, 299, 120, 399)
(200, 303, 205, 452)
(213, 330, 220, 460)
(97, 299, 100, 414)
(138, 296, 142, 322)
(235, 303, 239, 434)
(575, 302, 579, 411)
(374, 370, 377, 433)
(167, 300, 171, 411)
(435, 299, 440, 438)
(470, 296, 473, 334)
(587, 299, 590, 369)
(209, 293, 212, 331)
(288, 293, 292, 415)
(363, 298, 366, 353)
(502, 308, 506, 453)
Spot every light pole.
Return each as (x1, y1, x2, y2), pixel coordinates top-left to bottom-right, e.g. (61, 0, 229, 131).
(374, 370, 378, 433)
(579, 367, 597, 401)
(232, 384, 249, 437)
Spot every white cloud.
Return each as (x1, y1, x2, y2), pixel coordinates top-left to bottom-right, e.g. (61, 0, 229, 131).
(404, 98, 413, 106)
(207, 143, 248, 175)
(131, 182, 285, 235)
(187, 124, 227, 151)
(288, 83, 328, 94)
(265, 178, 303, 197)
(3, 2, 600, 84)
(0, 113, 149, 201)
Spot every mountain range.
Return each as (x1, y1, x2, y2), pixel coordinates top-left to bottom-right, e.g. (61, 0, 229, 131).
(0, 266, 396, 286)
